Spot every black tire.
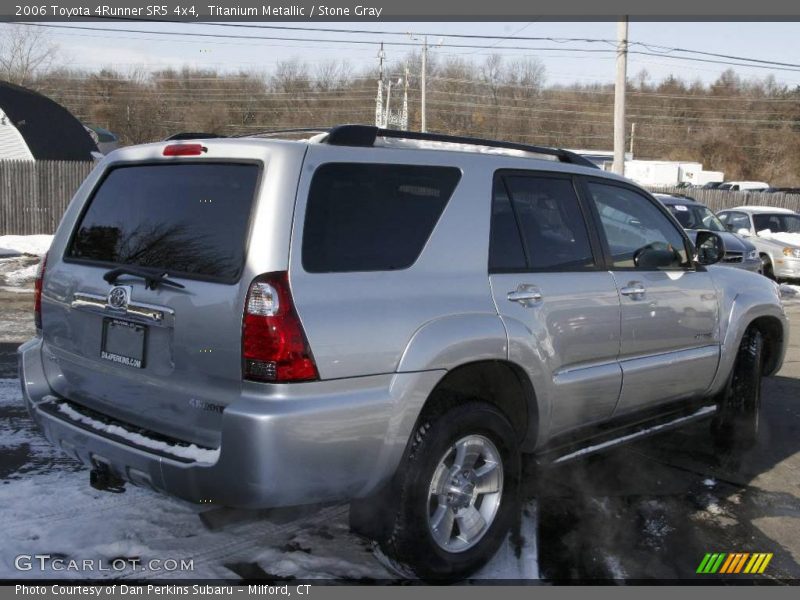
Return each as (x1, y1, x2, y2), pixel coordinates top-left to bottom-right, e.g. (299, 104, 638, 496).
(375, 402, 521, 581)
(761, 255, 775, 280)
(711, 328, 764, 449)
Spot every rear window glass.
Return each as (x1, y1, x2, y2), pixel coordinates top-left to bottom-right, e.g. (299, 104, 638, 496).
(67, 163, 259, 282)
(302, 163, 461, 273)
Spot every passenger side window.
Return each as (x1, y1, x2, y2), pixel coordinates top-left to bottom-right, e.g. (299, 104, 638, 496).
(499, 175, 595, 271)
(587, 182, 689, 270)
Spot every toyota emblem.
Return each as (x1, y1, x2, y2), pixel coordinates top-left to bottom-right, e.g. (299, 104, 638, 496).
(108, 287, 128, 310)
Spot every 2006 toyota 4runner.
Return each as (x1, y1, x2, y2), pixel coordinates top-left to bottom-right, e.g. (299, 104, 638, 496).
(19, 126, 788, 579)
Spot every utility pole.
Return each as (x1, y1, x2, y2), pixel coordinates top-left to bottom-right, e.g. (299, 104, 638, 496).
(629, 122, 636, 157)
(375, 43, 385, 128)
(401, 65, 409, 130)
(421, 36, 428, 133)
(612, 17, 628, 176)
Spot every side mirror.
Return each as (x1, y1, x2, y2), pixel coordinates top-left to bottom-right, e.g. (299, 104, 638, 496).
(736, 228, 751, 237)
(695, 231, 724, 265)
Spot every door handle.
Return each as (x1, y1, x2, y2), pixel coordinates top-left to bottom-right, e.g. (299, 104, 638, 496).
(507, 285, 542, 307)
(620, 282, 646, 297)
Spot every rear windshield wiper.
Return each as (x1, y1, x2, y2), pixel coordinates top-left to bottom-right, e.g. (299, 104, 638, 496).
(103, 267, 186, 290)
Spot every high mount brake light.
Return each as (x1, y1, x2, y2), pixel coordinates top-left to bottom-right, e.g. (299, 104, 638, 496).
(163, 143, 206, 156)
(242, 272, 318, 383)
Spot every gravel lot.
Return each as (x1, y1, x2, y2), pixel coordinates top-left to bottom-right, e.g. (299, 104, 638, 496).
(0, 254, 798, 581)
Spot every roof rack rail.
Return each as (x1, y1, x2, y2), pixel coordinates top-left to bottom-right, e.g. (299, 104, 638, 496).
(232, 127, 330, 139)
(325, 125, 599, 169)
(164, 132, 225, 141)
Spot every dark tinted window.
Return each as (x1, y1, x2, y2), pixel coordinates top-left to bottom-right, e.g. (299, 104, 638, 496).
(753, 213, 800, 234)
(489, 178, 527, 271)
(503, 175, 595, 271)
(588, 183, 689, 270)
(68, 164, 259, 281)
(302, 163, 461, 273)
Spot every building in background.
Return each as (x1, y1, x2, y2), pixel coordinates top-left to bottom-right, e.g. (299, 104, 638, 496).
(0, 81, 98, 161)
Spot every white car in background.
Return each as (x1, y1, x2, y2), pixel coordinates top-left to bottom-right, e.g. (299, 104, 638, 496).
(717, 181, 770, 192)
(717, 206, 800, 281)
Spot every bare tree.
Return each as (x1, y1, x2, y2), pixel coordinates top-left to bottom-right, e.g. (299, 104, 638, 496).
(0, 24, 58, 86)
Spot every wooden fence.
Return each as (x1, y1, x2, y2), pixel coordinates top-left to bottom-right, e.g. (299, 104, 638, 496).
(0, 160, 94, 235)
(2, 160, 800, 235)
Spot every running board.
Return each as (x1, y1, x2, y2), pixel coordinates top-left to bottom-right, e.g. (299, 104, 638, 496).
(539, 405, 717, 466)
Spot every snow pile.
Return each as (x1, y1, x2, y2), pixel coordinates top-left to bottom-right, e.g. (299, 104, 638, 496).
(0, 235, 53, 257)
(52, 399, 220, 464)
(4, 262, 39, 285)
(757, 229, 800, 248)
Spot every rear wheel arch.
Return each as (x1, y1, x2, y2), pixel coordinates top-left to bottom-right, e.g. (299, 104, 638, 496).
(415, 360, 536, 447)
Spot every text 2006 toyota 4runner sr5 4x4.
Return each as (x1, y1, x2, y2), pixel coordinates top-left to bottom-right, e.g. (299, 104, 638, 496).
(19, 126, 788, 579)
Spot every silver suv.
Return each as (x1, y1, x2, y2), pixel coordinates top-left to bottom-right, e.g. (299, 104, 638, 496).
(19, 126, 788, 579)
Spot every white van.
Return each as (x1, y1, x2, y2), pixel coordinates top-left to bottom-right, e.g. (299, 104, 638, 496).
(718, 181, 770, 191)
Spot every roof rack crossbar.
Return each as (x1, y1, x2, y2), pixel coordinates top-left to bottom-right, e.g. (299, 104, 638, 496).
(325, 125, 598, 169)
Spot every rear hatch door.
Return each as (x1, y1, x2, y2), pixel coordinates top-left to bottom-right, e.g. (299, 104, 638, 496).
(41, 160, 262, 448)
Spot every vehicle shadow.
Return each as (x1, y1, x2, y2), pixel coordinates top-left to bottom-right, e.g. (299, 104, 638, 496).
(526, 374, 800, 582)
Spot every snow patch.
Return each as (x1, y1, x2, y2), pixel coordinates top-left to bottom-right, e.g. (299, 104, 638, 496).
(0, 235, 53, 257)
(4, 263, 39, 285)
(756, 230, 800, 247)
(52, 399, 220, 464)
(603, 555, 626, 579)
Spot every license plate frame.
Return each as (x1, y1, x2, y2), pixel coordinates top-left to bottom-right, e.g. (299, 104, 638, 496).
(101, 318, 147, 369)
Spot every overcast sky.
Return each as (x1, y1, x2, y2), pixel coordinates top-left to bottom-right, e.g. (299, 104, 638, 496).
(33, 20, 800, 87)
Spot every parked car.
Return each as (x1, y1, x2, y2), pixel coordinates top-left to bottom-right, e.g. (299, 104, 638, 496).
(764, 187, 800, 195)
(653, 194, 761, 273)
(717, 206, 800, 281)
(702, 182, 724, 189)
(19, 126, 788, 580)
(717, 181, 770, 192)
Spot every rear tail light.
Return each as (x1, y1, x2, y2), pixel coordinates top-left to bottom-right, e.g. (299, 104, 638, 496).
(34, 252, 48, 332)
(242, 272, 318, 383)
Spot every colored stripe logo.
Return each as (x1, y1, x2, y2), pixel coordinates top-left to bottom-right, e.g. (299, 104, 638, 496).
(697, 553, 773, 574)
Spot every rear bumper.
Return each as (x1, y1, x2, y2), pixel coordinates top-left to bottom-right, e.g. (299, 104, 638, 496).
(19, 338, 442, 509)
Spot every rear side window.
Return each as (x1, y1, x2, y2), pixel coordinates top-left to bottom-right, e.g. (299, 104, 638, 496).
(67, 163, 259, 282)
(302, 163, 461, 273)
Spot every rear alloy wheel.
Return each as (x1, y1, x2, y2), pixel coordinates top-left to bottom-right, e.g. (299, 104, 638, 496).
(711, 328, 764, 449)
(427, 434, 505, 553)
(375, 402, 520, 580)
